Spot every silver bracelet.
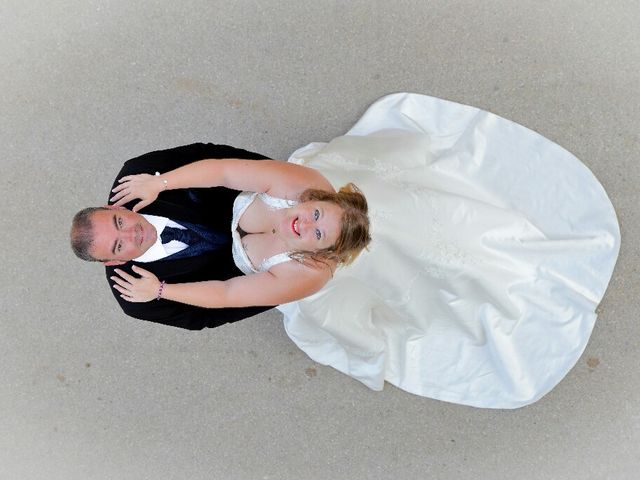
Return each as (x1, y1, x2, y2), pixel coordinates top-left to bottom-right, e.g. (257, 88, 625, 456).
(154, 171, 168, 190)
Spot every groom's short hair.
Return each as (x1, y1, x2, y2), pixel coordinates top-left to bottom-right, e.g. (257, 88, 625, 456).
(70, 207, 109, 262)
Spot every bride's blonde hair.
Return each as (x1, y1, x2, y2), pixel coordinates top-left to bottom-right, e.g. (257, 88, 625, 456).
(291, 183, 371, 267)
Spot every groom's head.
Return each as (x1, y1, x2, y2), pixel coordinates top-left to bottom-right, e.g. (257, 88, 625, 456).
(70, 206, 157, 266)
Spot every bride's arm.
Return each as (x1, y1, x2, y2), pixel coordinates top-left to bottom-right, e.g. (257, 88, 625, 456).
(112, 263, 332, 308)
(162, 266, 330, 308)
(111, 159, 333, 211)
(162, 159, 331, 194)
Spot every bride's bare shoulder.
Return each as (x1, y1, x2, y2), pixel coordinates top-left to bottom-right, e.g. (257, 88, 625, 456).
(265, 161, 335, 197)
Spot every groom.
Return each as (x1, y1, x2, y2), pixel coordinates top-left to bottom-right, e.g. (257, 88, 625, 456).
(70, 143, 274, 330)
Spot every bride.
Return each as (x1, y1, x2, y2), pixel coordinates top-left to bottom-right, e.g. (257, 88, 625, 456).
(113, 93, 620, 409)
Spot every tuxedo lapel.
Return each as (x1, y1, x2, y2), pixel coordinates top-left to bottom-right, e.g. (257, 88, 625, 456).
(137, 254, 206, 279)
(143, 198, 210, 226)
(136, 246, 241, 280)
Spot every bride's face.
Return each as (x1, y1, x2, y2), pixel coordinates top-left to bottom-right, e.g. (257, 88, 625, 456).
(281, 201, 342, 251)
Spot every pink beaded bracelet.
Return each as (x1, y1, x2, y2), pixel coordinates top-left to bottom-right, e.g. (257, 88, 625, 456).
(156, 280, 166, 301)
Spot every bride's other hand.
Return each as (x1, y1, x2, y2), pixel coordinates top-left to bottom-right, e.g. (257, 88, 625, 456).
(111, 266, 161, 303)
(110, 173, 164, 212)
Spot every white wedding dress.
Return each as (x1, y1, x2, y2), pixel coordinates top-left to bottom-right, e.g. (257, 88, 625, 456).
(277, 93, 620, 409)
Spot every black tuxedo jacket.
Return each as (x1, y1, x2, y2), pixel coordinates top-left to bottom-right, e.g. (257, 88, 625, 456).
(105, 143, 274, 330)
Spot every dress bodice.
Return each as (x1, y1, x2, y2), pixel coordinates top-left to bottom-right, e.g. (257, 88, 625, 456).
(231, 191, 298, 275)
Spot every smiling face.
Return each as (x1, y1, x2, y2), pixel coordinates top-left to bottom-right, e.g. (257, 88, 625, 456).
(281, 201, 343, 252)
(88, 207, 157, 265)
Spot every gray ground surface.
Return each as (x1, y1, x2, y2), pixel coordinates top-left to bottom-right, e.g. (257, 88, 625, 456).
(2, 1, 638, 479)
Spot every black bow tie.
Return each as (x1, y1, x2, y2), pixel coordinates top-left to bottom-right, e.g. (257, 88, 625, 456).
(161, 226, 197, 245)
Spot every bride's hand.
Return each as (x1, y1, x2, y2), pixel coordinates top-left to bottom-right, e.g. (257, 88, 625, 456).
(110, 173, 165, 212)
(111, 266, 162, 303)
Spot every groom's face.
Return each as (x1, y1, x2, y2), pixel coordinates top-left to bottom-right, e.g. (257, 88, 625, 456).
(89, 207, 157, 266)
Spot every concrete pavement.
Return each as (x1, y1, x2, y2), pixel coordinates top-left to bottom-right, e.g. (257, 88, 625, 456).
(1, 1, 638, 478)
